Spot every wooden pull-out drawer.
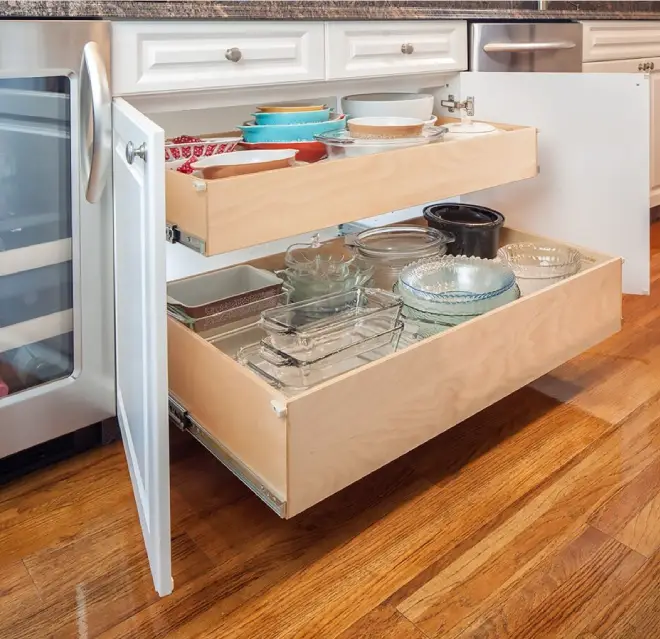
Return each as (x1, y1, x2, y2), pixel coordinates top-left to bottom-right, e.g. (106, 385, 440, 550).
(112, 22, 325, 95)
(167, 227, 622, 518)
(166, 120, 537, 257)
(326, 21, 467, 79)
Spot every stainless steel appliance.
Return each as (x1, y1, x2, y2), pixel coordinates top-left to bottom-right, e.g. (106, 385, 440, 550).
(470, 23, 583, 72)
(0, 22, 115, 457)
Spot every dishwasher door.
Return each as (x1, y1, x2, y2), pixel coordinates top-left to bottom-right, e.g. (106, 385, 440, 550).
(470, 23, 583, 72)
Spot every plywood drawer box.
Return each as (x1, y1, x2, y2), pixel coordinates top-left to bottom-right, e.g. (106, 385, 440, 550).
(165, 121, 538, 257)
(167, 227, 622, 518)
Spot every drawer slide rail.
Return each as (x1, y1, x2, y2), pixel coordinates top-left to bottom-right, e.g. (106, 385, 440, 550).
(168, 394, 286, 517)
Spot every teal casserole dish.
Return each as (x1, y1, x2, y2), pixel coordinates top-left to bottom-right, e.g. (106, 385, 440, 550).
(239, 116, 346, 144)
(253, 108, 332, 125)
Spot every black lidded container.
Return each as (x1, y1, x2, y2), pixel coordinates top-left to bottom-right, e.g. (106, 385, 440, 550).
(423, 203, 505, 259)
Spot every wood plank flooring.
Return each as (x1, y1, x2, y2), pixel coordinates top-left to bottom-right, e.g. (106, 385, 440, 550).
(5, 227, 660, 637)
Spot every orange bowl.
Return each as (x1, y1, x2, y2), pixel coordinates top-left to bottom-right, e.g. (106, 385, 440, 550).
(239, 140, 327, 163)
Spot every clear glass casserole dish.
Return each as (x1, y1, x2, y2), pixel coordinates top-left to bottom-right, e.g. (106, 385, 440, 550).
(236, 321, 403, 393)
(260, 315, 401, 370)
(259, 287, 402, 352)
(346, 225, 454, 291)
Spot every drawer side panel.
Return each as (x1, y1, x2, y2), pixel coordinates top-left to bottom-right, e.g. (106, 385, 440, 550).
(167, 318, 287, 499)
(285, 258, 622, 516)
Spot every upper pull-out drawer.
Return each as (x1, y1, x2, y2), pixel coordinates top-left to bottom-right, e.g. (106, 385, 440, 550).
(112, 22, 326, 95)
(582, 21, 660, 62)
(326, 21, 467, 79)
(166, 119, 537, 256)
(167, 227, 622, 518)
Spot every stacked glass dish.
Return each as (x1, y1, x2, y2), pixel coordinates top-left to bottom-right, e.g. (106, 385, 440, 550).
(211, 288, 404, 393)
(497, 242, 582, 295)
(396, 256, 520, 337)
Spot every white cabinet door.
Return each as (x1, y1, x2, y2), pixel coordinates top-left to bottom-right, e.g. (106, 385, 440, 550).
(458, 72, 650, 294)
(112, 98, 172, 596)
(583, 59, 660, 209)
(112, 22, 325, 95)
(326, 21, 467, 80)
(582, 21, 660, 62)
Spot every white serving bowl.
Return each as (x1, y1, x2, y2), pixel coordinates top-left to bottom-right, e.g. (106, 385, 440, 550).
(341, 93, 434, 120)
(191, 149, 298, 179)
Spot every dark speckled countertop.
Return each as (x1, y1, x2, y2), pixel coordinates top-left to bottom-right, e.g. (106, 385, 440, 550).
(2, 0, 660, 21)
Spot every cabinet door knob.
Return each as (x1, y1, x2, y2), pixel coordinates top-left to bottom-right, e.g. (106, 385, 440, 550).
(639, 62, 645, 71)
(401, 43, 414, 55)
(652, 62, 656, 70)
(125, 141, 146, 165)
(225, 47, 242, 63)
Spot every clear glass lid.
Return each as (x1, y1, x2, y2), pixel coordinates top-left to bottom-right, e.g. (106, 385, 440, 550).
(350, 225, 454, 259)
(284, 233, 355, 279)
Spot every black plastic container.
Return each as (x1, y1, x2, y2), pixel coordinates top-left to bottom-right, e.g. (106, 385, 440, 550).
(423, 203, 505, 259)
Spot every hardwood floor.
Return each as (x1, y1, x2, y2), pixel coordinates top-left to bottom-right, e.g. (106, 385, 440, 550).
(5, 229, 660, 638)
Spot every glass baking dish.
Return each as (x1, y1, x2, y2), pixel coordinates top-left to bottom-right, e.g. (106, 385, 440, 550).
(260, 316, 403, 370)
(236, 321, 403, 393)
(259, 287, 402, 352)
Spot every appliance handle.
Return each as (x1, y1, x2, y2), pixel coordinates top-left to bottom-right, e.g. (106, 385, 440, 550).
(483, 41, 578, 53)
(80, 41, 111, 204)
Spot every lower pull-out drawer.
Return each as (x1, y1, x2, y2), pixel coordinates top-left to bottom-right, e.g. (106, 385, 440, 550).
(167, 227, 622, 518)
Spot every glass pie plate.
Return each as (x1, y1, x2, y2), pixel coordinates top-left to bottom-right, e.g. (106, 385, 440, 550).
(396, 280, 520, 329)
(398, 255, 517, 304)
(497, 242, 582, 295)
(314, 126, 447, 159)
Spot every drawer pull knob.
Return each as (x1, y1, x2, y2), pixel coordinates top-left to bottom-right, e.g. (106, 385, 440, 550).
(225, 47, 242, 63)
(639, 62, 645, 71)
(125, 141, 146, 165)
(401, 43, 414, 55)
(652, 62, 656, 70)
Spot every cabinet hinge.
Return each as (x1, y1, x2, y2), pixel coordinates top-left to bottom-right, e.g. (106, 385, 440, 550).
(440, 95, 475, 117)
(165, 223, 206, 255)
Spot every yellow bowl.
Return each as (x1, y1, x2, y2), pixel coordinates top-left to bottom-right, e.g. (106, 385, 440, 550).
(257, 103, 327, 113)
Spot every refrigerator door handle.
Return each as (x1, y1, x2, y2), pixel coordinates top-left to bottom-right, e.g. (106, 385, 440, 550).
(483, 41, 578, 53)
(80, 41, 112, 204)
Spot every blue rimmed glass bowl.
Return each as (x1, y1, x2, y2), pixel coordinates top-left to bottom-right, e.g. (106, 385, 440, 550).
(398, 255, 516, 304)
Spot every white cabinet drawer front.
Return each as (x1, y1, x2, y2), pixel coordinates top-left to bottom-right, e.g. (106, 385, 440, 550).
(326, 21, 467, 79)
(112, 22, 325, 95)
(168, 227, 621, 518)
(582, 21, 660, 62)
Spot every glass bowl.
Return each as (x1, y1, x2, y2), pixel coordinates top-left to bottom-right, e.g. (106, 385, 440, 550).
(497, 243, 582, 295)
(398, 255, 516, 303)
(497, 243, 582, 279)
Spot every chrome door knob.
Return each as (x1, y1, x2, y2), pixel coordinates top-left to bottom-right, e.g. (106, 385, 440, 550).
(225, 47, 242, 63)
(125, 141, 146, 165)
(401, 43, 414, 55)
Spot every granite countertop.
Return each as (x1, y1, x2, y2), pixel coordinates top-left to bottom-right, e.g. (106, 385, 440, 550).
(3, 0, 660, 20)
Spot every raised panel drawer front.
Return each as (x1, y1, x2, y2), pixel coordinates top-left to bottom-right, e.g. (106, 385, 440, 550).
(326, 21, 467, 79)
(167, 227, 622, 518)
(582, 21, 660, 62)
(112, 22, 325, 95)
(166, 118, 537, 257)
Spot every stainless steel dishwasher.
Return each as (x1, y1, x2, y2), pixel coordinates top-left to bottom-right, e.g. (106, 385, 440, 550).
(470, 23, 583, 72)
